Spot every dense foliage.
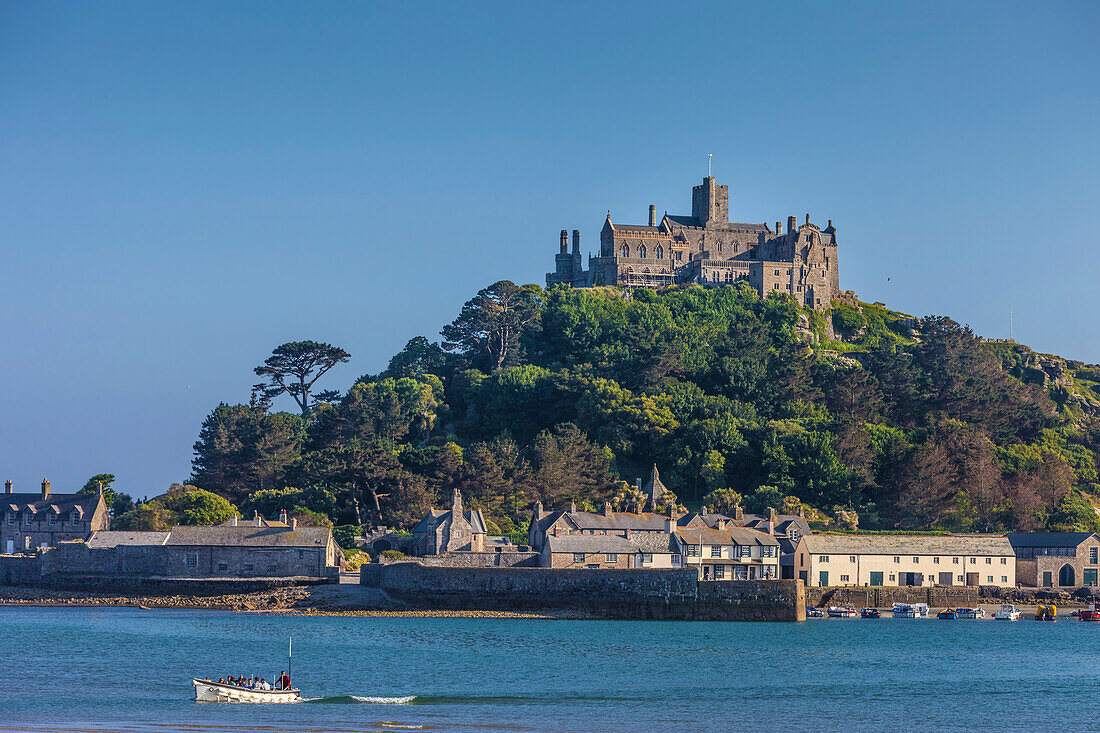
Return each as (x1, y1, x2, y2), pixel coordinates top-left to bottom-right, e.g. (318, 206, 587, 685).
(114, 484, 238, 530)
(185, 282, 1100, 536)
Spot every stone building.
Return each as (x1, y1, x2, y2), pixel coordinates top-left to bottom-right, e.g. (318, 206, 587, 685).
(794, 534, 1016, 588)
(547, 176, 856, 310)
(410, 490, 488, 555)
(160, 517, 341, 578)
(677, 520, 781, 581)
(1008, 532, 1100, 588)
(1, 479, 110, 555)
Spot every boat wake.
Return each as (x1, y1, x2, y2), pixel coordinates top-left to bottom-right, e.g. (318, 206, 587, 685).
(302, 694, 417, 704)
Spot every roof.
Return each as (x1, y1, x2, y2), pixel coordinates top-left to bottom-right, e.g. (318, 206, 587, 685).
(3, 492, 102, 517)
(676, 526, 779, 547)
(546, 534, 640, 554)
(642, 465, 667, 507)
(739, 514, 812, 537)
(802, 534, 1014, 556)
(86, 531, 170, 549)
(563, 512, 669, 532)
(663, 215, 770, 233)
(629, 532, 679, 554)
(677, 512, 732, 529)
(411, 509, 487, 535)
(1007, 532, 1097, 549)
(609, 223, 667, 235)
(164, 525, 332, 548)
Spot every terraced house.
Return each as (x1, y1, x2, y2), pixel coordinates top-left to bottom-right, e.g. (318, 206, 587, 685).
(2, 479, 109, 554)
(795, 534, 1016, 588)
(677, 521, 780, 581)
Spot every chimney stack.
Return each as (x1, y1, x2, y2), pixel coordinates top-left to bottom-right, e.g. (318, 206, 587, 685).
(827, 219, 833, 229)
(649, 204, 657, 227)
(805, 213, 810, 225)
(279, 509, 288, 525)
(560, 229, 568, 255)
(572, 229, 580, 255)
(290, 517, 298, 530)
(534, 500, 543, 521)
(41, 479, 50, 500)
(4, 480, 11, 494)
(776, 221, 782, 235)
(734, 505, 743, 521)
(253, 511, 262, 528)
(787, 215, 797, 234)
(664, 516, 675, 534)
(768, 507, 778, 523)
(603, 502, 612, 517)
(230, 514, 238, 527)
(569, 501, 576, 514)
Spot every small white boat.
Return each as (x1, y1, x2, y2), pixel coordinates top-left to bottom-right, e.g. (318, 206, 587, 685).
(193, 679, 300, 703)
(892, 603, 917, 618)
(955, 607, 985, 619)
(827, 605, 859, 618)
(993, 604, 1021, 620)
(911, 603, 929, 617)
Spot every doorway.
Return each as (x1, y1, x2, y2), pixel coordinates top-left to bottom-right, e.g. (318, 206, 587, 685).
(869, 571, 883, 586)
(5, 539, 12, 555)
(1059, 564, 1076, 587)
(1043, 571, 1053, 587)
(818, 570, 829, 587)
(938, 572, 954, 586)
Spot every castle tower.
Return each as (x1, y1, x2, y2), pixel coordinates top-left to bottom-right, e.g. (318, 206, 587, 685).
(691, 176, 729, 227)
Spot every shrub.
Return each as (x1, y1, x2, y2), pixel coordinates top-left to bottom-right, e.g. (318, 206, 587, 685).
(332, 525, 360, 549)
(381, 550, 405, 560)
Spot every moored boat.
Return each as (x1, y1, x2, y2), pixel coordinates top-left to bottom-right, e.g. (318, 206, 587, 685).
(193, 679, 300, 703)
(860, 607, 880, 618)
(955, 607, 985, 619)
(1035, 604, 1057, 621)
(827, 605, 858, 618)
(806, 606, 825, 618)
(936, 608, 958, 620)
(1078, 604, 1100, 622)
(892, 603, 916, 618)
(993, 604, 1021, 620)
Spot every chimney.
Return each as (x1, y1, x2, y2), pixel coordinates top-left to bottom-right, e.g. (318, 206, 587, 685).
(572, 229, 580, 255)
(452, 488, 463, 517)
(798, 505, 805, 518)
(569, 501, 576, 514)
(41, 478, 50, 500)
(559, 229, 568, 255)
(664, 516, 675, 534)
(766, 520, 775, 536)
(734, 505, 743, 521)
(776, 221, 782, 235)
(805, 213, 810, 225)
(649, 204, 657, 226)
(718, 518, 728, 531)
(534, 500, 544, 520)
(4, 480, 12, 494)
(230, 514, 238, 527)
(279, 509, 288, 525)
(253, 511, 262, 528)
(768, 507, 778, 523)
(603, 502, 612, 517)
(97, 481, 103, 497)
(290, 517, 298, 530)
(787, 215, 797, 234)
(827, 219, 833, 229)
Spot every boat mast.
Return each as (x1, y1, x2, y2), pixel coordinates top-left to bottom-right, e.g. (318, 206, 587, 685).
(288, 636, 292, 682)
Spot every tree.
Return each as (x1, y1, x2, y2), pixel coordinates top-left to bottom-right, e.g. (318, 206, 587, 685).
(442, 281, 543, 371)
(160, 486, 238, 525)
(381, 336, 450, 380)
(701, 486, 743, 515)
(252, 340, 350, 417)
(113, 504, 176, 531)
(1030, 452, 1076, 528)
(528, 423, 614, 508)
(191, 404, 304, 502)
(77, 474, 122, 513)
(744, 486, 785, 515)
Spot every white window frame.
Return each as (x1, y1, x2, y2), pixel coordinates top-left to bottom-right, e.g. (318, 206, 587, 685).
(605, 553, 617, 563)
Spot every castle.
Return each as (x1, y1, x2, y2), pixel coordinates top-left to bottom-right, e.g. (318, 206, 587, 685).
(547, 176, 855, 309)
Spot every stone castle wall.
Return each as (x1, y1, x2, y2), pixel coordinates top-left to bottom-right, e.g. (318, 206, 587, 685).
(361, 562, 804, 621)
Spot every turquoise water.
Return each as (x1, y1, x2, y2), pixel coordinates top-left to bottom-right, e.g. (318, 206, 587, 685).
(2, 606, 1098, 732)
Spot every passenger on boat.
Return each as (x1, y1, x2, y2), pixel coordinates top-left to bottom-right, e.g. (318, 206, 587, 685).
(278, 671, 291, 690)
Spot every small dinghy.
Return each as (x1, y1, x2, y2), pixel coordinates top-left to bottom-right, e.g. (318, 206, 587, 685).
(860, 608, 880, 618)
(955, 607, 985, 619)
(993, 604, 1021, 620)
(827, 606, 859, 618)
(936, 608, 958, 620)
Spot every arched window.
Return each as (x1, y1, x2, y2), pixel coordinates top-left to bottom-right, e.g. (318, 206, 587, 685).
(639, 244, 647, 258)
(655, 245, 664, 259)
(620, 243, 629, 258)
(717, 241, 723, 253)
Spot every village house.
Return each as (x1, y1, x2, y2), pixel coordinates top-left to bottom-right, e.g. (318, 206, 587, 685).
(2, 479, 109, 554)
(676, 521, 781, 581)
(794, 534, 1016, 588)
(410, 489, 489, 555)
(1008, 532, 1100, 588)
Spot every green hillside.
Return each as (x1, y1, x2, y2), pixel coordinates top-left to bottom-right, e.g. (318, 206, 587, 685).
(159, 281, 1100, 540)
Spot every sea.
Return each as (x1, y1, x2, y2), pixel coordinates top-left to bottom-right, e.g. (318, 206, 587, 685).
(2, 605, 1097, 733)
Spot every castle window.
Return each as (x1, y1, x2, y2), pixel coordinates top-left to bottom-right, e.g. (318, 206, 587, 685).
(774, 269, 780, 276)
(639, 245, 647, 258)
(676, 251, 682, 261)
(773, 284, 780, 290)
(655, 245, 663, 259)
(621, 244, 628, 257)
(717, 241, 723, 253)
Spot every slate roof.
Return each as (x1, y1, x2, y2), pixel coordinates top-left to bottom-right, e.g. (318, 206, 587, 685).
(546, 534, 640, 554)
(86, 531, 169, 548)
(164, 525, 332, 548)
(411, 509, 488, 535)
(629, 532, 679, 554)
(1007, 532, 1096, 549)
(739, 514, 812, 538)
(677, 512, 733, 529)
(676, 527, 779, 547)
(609, 223, 667, 234)
(3, 492, 102, 518)
(562, 512, 669, 532)
(663, 215, 770, 233)
(802, 534, 1014, 556)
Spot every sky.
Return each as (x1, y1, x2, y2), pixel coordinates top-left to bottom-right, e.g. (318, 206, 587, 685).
(1, 1, 1098, 498)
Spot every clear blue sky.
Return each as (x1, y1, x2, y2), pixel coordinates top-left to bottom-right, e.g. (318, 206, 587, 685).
(2, 1, 1097, 498)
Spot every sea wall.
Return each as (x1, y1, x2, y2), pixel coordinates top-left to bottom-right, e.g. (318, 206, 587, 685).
(361, 562, 804, 621)
(408, 552, 540, 568)
(805, 586, 979, 608)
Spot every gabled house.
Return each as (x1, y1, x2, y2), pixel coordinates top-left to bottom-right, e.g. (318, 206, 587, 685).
(1008, 532, 1100, 588)
(676, 520, 780, 581)
(1, 479, 109, 554)
(411, 490, 488, 555)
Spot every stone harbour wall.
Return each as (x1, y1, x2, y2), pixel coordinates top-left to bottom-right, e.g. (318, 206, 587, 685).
(805, 585, 979, 608)
(361, 562, 804, 621)
(412, 552, 540, 568)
